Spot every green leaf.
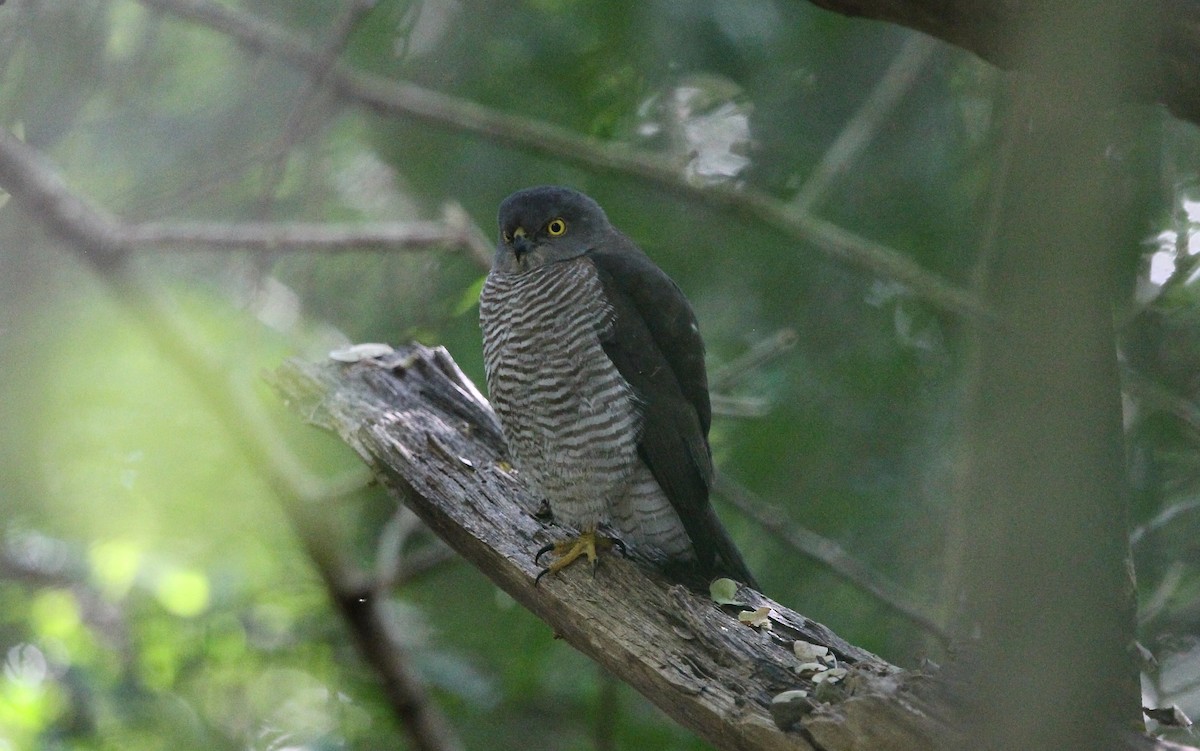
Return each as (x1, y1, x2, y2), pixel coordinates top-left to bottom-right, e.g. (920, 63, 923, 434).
(454, 277, 486, 317)
(709, 578, 747, 607)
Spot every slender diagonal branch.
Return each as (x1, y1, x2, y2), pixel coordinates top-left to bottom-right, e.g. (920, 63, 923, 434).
(714, 473, 948, 643)
(123, 216, 477, 254)
(253, 0, 377, 219)
(710, 328, 799, 393)
(791, 35, 938, 214)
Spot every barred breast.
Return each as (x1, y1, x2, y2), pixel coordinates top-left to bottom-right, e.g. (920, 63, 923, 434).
(480, 256, 642, 533)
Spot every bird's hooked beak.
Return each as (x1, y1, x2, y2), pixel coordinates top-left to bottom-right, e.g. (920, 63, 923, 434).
(510, 227, 533, 258)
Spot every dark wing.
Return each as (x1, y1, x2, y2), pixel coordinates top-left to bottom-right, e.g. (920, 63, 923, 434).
(586, 236, 757, 587)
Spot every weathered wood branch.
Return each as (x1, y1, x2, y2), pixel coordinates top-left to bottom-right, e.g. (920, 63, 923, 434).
(272, 345, 1200, 748)
(270, 344, 954, 751)
(271, 347, 1200, 750)
(270, 343, 955, 748)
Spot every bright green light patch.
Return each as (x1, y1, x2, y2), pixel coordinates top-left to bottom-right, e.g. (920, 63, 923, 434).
(0, 675, 65, 741)
(138, 640, 178, 691)
(88, 539, 142, 600)
(29, 590, 81, 641)
(31, 281, 302, 564)
(153, 568, 210, 618)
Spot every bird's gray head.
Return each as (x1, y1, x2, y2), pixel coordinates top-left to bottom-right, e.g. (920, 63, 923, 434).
(492, 186, 611, 274)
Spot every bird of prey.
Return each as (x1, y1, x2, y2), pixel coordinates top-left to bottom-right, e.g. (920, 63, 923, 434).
(479, 185, 757, 588)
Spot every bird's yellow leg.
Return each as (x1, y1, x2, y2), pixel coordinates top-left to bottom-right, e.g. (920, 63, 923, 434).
(534, 528, 624, 585)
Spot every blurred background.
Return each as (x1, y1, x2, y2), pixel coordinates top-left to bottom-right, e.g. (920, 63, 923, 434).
(1, 0, 1197, 749)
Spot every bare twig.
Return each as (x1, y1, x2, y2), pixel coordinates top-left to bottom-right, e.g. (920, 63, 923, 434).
(135, 0, 992, 320)
(123, 217, 473, 253)
(710, 328, 799, 393)
(713, 472, 949, 643)
(0, 129, 482, 260)
(1130, 500, 1200, 549)
(373, 507, 461, 589)
(288, 491, 463, 751)
(441, 200, 494, 271)
(791, 35, 938, 214)
(1137, 561, 1186, 626)
(395, 542, 459, 586)
(254, 0, 377, 219)
(710, 393, 772, 418)
(1122, 364, 1200, 439)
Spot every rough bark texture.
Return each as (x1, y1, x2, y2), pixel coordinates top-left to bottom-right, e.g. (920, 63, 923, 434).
(271, 345, 1200, 751)
(271, 345, 952, 751)
(805, 0, 1199, 127)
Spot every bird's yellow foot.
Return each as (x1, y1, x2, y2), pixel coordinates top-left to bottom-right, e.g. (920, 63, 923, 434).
(534, 530, 625, 585)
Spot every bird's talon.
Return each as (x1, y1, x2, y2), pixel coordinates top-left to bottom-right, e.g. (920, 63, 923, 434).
(532, 530, 624, 583)
(534, 542, 556, 565)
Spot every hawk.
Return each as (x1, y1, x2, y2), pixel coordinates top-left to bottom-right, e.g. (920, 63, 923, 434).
(479, 186, 757, 588)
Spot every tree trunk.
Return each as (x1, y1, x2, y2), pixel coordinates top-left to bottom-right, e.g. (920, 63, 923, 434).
(954, 2, 1146, 748)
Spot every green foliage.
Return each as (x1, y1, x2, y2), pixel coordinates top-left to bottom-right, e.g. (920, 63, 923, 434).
(1, 0, 1197, 748)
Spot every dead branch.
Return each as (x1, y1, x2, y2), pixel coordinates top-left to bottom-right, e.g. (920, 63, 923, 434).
(271, 345, 1200, 751)
(270, 344, 953, 751)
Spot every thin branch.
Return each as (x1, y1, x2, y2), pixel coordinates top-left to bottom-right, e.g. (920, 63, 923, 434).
(791, 34, 938, 214)
(710, 393, 772, 418)
(124, 217, 469, 253)
(1137, 561, 1186, 626)
(135, 0, 992, 320)
(121, 284, 463, 751)
(0, 129, 483, 262)
(253, 0, 377, 219)
(713, 472, 949, 644)
(1130, 500, 1200, 549)
(0, 127, 463, 751)
(287, 489, 464, 751)
(395, 542, 459, 587)
(441, 200, 495, 271)
(710, 328, 799, 393)
(1121, 364, 1200, 457)
(373, 507, 461, 589)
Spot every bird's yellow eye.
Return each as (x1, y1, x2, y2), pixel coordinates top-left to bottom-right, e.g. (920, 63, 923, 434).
(501, 231, 512, 243)
(546, 218, 567, 237)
